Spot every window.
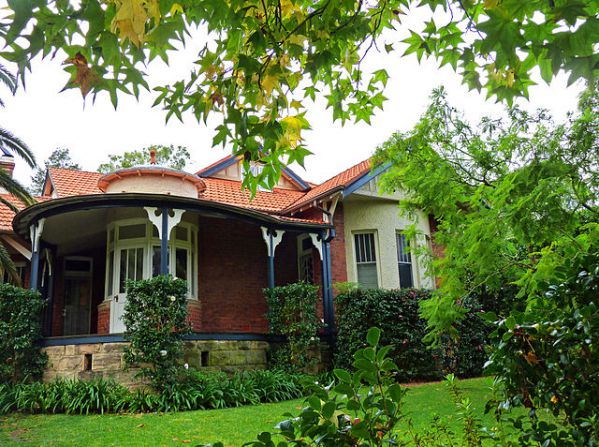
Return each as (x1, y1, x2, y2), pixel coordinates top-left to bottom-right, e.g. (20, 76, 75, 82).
(396, 232, 414, 288)
(297, 235, 314, 283)
(105, 219, 198, 298)
(354, 233, 378, 289)
(243, 162, 270, 192)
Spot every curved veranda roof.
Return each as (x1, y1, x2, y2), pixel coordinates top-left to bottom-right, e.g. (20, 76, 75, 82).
(12, 193, 330, 240)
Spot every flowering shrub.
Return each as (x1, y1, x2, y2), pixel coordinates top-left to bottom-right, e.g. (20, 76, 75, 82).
(122, 275, 190, 392)
(264, 282, 323, 371)
(0, 284, 47, 383)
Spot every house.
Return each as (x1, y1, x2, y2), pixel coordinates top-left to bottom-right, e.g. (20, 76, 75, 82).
(0, 152, 435, 382)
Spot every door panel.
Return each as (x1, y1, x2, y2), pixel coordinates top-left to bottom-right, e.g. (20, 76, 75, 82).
(63, 278, 92, 336)
(110, 246, 144, 333)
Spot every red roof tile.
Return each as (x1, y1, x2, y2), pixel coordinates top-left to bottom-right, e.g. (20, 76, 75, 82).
(0, 195, 49, 232)
(47, 167, 103, 197)
(284, 159, 372, 212)
(199, 177, 306, 213)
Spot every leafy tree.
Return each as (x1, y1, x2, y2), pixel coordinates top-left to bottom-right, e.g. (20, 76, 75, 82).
(0, 63, 36, 282)
(2, 1, 597, 191)
(30, 148, 81, 194)
(375, 83, 598, 443)
(97, 144, 190, 173)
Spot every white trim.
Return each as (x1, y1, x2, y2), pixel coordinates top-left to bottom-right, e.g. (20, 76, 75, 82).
(260, 227, 284, 257)
(309, 233, 323, 260)
(29, 218, 45, 253)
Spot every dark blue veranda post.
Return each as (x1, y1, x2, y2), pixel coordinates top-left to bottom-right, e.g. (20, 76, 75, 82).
(160, 207, 169, 275)
(267, 231, 275, 289)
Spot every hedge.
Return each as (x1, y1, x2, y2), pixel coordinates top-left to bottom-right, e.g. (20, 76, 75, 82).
(334, 288, 489, 381)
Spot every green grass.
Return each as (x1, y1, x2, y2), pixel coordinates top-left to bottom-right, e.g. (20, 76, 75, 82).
(0, 377, 495, 447)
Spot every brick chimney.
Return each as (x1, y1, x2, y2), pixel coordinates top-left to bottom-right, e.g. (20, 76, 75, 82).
(0, 152, 15, 178)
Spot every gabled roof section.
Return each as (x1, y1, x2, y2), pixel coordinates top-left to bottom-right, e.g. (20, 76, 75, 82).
(284, 159, 378, 212)
(196, 155, 310, 191)
(46, 167, 103, 197)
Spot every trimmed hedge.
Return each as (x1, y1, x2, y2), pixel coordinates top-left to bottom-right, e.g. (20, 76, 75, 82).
(0, 284, 47, 383)
(334, 288, 488, 381)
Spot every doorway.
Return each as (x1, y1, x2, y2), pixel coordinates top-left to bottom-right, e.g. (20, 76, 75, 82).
(62, 257, 93, 336)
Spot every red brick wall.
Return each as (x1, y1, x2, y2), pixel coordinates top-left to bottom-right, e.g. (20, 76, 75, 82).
(97, 301, 110, 334)
(198, 217, 272, 333)
(187, 300, 202, 331)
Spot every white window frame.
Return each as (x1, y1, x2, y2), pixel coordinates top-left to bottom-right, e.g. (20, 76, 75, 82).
(352, 230, 381, 289)
(104, 218, 198, 300)
(395, 231, 415, 289)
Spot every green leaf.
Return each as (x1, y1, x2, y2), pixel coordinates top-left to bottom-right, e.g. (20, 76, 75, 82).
(366, 327, 381, 347)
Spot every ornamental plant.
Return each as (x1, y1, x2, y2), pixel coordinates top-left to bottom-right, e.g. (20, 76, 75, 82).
(0, 284, 47, 383)
(122, 275, 190, 392)
(264, 282, 322, 371)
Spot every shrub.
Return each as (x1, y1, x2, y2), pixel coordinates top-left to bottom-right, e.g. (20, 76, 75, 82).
(265, 282, 323, 371)
(0, 284, 47, 383)
(486, 249, 599, 446)
(122, 275, 190, 392)
(335, 287, 489, 380)
(0, 370, 306, 415)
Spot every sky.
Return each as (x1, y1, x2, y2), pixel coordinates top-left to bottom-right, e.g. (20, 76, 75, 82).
(0, 7, 586, 188)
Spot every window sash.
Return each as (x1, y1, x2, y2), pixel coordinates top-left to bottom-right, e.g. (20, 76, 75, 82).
(396, 233, 414, 288)
(354, 233, 378, 288)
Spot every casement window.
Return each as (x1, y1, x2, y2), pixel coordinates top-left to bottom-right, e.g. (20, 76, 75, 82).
(396, 232, 414, 288)
(105, 219, 198, 299)
(354, 232, 378, 289)
(297, 235, 314, 283)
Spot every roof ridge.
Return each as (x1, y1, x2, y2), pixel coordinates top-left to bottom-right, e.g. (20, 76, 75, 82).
(47, 166, 102, 175)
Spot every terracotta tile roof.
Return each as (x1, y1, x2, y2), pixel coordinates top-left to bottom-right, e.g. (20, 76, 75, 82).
(0, 194, 49, 232)
(284, 159, 372, 211)
(199, 177, 306, 213)
(47, 167, 103, 197)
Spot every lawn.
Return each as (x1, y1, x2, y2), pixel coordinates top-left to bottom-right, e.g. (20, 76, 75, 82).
(0, 377, 495, 447)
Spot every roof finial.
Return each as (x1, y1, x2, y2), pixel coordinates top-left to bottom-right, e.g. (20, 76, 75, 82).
(149, 149, 157, 165)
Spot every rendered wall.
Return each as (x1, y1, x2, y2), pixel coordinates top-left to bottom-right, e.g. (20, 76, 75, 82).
(343, 196, 434, 290)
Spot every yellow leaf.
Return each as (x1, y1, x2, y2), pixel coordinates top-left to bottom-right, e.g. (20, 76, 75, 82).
(288, 34, 306, 47)
(110, 0, 161, 47)
(290, 99, 303, 110)
(262, 75, 279, 96)
(170, 2, 183, 15)
(280, 115, 305, 148)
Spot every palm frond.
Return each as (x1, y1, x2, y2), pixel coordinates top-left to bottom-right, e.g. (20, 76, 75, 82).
(0, 240, 19, 285)
(0, 168, 35, 206)
(0, 127, 36, 167)
(0, 64, 16, 94)
(0, 195, 19, 213)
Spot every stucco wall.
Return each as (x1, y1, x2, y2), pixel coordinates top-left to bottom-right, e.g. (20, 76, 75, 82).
(342, 196, 434, 289)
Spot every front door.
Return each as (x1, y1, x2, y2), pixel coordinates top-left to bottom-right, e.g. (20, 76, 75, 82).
(110, 246, 144, 333)
(63, 257, 93, 336)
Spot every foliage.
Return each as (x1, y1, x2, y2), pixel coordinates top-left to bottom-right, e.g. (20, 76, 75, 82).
(0, 369, 306, 415)
(0, 64, 36, 281)
(3, 2, 597, 192)
(375, 83, 598, 442)
(97, 144, 190, 173)
(334, 288, 488, 380)
(122, 275, 190, 392)
(29, 147, 81, 194)
(264, 282, 323, 371)
(485, 244, 599, 446)
(0, 284, 47, 384)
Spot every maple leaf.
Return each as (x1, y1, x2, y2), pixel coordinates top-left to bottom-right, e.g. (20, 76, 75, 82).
(62, 52, 99, 98)
(110, 0, 161, 47)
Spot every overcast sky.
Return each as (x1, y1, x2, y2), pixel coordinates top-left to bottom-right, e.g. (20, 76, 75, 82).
(0, 8, 586, 188)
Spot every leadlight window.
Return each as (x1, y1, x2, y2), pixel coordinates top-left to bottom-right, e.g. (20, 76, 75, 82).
(354, 232, 378, 289)
(396, 232, 414, 288)
(105, 219, 198, 299)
